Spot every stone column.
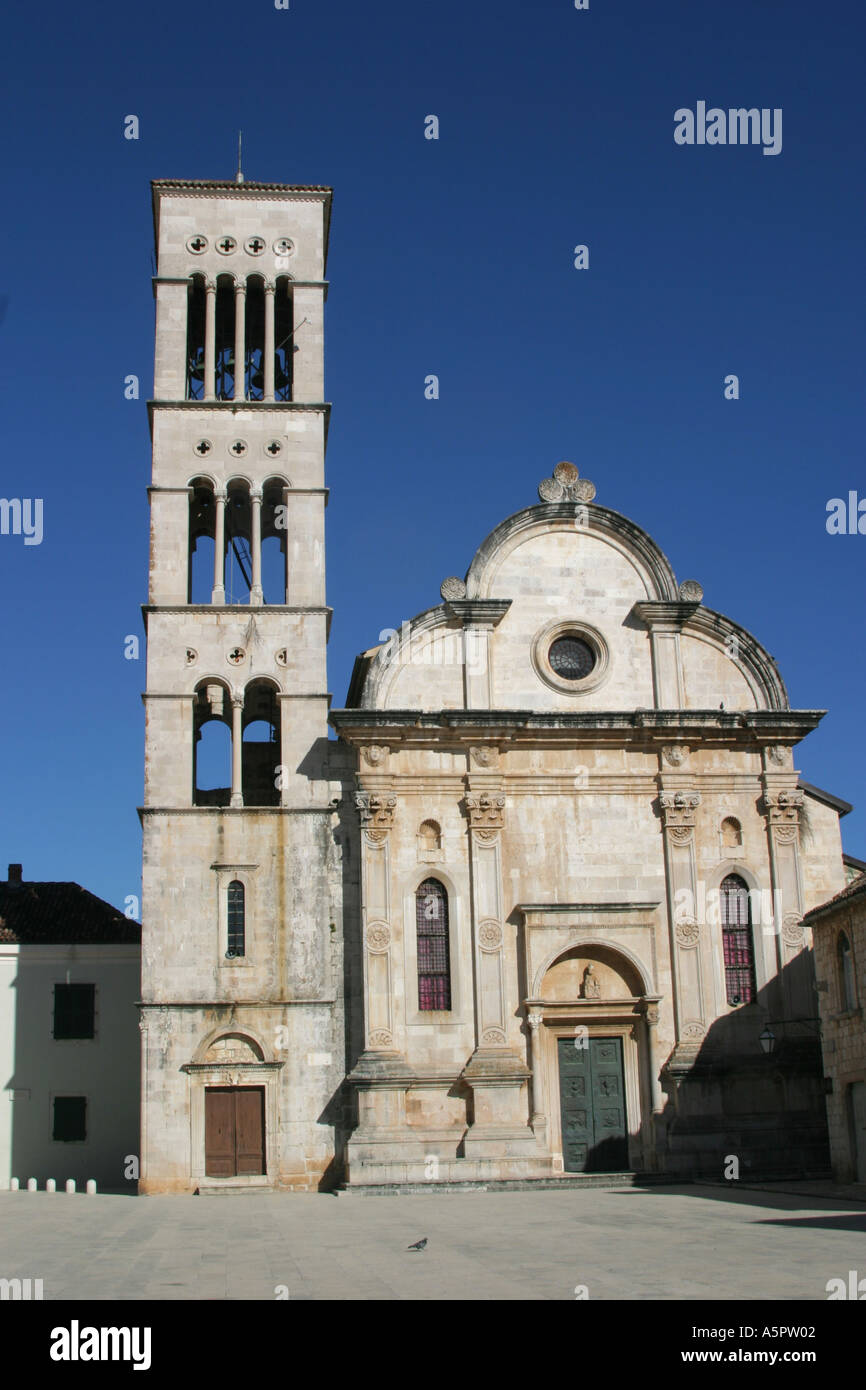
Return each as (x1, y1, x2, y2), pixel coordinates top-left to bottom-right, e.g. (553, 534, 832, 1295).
(526, 1011, 546, 1136)
(204, 280, 217, 402)
(659, 789, 706, 1047)
(761, 782, 808, 1016)
(250, 488, 263, 606)
(642, 1000, 665, 1114)
(212, 490, 226, 604)
(233, 281, 246, 401)
(278, 485, 290, 602)
(631, 596, 701, 708)
(230, 696, 244, 807)
(355, 791, 399, 1052)
(264, 283, 275, 402)
(461, 775, 536, 1162)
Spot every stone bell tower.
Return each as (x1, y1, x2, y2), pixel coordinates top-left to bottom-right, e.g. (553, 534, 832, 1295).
(139, 177, 343, 1191)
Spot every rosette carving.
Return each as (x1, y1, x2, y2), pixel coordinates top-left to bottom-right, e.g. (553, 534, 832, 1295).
(366, 924, 391, 952)
(478, 921, 503, 951)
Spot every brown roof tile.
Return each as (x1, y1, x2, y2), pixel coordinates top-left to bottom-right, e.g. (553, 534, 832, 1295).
(0, 881, 140, 945)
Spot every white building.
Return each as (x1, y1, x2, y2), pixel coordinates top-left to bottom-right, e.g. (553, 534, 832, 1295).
(0, 864, 140, 1192)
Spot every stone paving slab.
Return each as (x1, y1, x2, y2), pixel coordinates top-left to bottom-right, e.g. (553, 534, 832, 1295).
(1, 1183, 864, 1301)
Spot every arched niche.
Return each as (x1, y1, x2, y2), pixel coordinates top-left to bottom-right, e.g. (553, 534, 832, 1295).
(541, 943, 645, 1002)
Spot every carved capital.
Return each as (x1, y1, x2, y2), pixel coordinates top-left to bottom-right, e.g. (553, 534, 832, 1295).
(526, 1012, 544, 1032)
(644, 1004, 660, 1027)
(464, 793, 506, 838)
(659, 791, 700, 844)
(355, 792, 397, 838)
(762, 789, 804, 843)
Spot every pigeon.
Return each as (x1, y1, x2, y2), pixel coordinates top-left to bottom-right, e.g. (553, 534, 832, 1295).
(407, 1237, 428, 1251)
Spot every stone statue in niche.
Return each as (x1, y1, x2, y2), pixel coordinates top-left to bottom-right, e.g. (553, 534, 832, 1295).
(582, 964, 601, 999)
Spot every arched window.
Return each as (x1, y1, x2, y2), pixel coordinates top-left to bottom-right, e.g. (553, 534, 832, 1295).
(274, 277, 294, 402)
(188, 478, 216, 603)
(416, 878, 451, 1011)
(244, 276, 266, 400)
(225, 481, 252, 604)
(185, 274, 206, 399)
(839, 931, 857, 1011)
(720, 874, 756, 1005)
(242, 680, 281, 807)
(261, 477, 288, 605)
(721, 817, 742, 848)
(226, 881, 245, 958)
(214, 275, 236, 401)
(193, 682, 232, 807)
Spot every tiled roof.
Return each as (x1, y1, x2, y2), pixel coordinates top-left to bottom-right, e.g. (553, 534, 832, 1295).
(803, 872, 866, 925)
(0, 881, 140, 945)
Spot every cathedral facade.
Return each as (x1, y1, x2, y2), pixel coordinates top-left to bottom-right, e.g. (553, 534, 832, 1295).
(140, 178, 846, 1192)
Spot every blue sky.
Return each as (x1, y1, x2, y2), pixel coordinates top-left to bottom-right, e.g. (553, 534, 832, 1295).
(0, 0, 863, 911)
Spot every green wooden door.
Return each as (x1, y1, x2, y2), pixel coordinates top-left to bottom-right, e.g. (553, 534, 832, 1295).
(557, 1036, 628, 1172)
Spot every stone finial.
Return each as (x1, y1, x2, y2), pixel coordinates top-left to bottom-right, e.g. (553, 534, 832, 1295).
(440, 576, 467, 600)
(678, 579, 704, 603)
(538, 460, 596, 504)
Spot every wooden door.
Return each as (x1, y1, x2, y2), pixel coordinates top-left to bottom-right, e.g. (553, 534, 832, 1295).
(205, 1087, 265, 1177)
(557, 1036, 628, 1173)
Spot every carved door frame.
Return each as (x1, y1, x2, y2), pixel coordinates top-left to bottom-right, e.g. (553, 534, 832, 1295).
(532, 1009, 650, 1173)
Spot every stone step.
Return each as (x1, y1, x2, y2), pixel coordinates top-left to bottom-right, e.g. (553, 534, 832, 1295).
(340, 1172, 679, 1195)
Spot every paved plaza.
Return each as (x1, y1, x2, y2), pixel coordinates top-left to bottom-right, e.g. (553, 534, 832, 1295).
(2, 1182, 864, 1301)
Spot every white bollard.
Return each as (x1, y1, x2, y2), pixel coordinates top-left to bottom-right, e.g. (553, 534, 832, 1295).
(46, 1178, 56, 1193)
(10, 1177, 19, 1191)
(27, 1178, 37, 1192)
(86, 1179, 97, 1196)
(66, 1179, 76, 1194)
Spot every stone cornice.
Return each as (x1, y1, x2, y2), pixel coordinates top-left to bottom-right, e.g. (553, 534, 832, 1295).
(443, 599, 512, 628)
(138, 806, 336, 820)
(631, 600, 701, 630)
(330, 709, 825, 744)
(152, 276, 328, 289)
(142, 604, 331, 615)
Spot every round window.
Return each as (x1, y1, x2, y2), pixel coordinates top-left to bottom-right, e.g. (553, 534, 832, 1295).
(548, 635, 596, 681)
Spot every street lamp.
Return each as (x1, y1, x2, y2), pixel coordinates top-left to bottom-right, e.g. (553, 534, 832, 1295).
(759, 1027, 776, 1055)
